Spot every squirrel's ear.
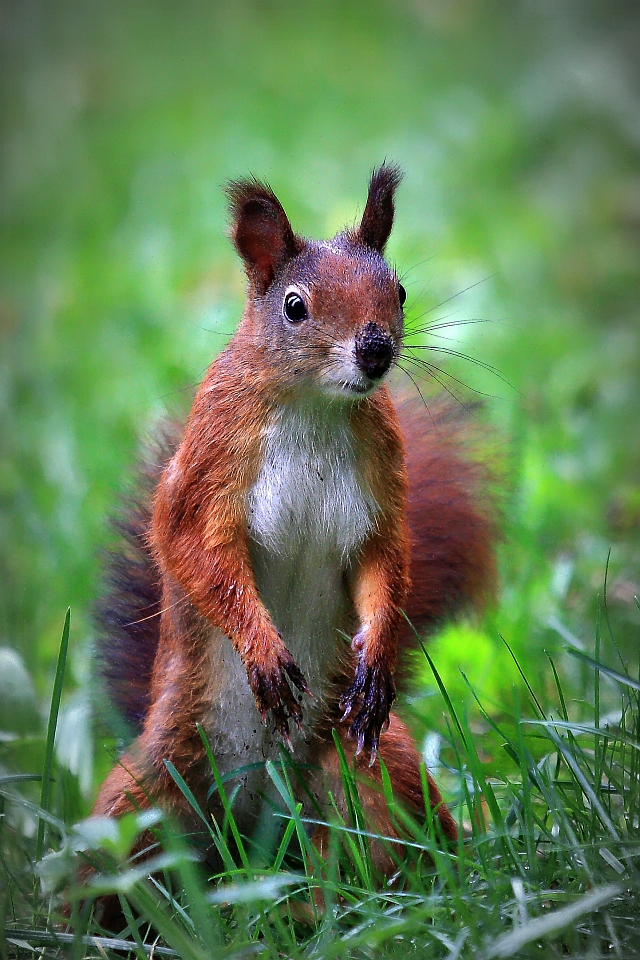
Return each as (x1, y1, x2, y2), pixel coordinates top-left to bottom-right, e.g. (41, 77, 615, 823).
(355, 163, 404, 253)
(226, 179, 301, 294)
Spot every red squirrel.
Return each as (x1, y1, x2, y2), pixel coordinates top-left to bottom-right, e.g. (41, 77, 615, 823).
(92, 164, 495, 882)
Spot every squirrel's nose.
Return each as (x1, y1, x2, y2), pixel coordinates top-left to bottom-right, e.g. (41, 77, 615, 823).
(354, 321, 395, 380)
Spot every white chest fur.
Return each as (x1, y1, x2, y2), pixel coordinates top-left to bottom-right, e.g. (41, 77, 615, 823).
(247, 402, 376, 559)
(246, 402, 377, 682)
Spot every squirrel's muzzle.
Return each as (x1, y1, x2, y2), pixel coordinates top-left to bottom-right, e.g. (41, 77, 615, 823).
(354, 321, 395, 381)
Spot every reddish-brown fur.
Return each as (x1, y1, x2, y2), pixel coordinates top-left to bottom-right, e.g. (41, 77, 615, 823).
(401, 396, 497, 641)
(84, 165, 496, 923)
(313, 715, 458, 866)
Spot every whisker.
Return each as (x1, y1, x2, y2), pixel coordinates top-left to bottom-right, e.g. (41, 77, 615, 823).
(399, 353, 499, 402)
(185, 317, 237, 336)
(401, 352, 493, 395)
(398, 252, 439, 282)
(122, 593, 190, 628)
(424, 274, 496, 315)
(395, 365, 441, 432)
(407, 345, 518, 394)
(404, 309, 459, 331)
(152, 371, 210, 404)
(407, 346, 503, 376)
(396, 358, 478, 416)
(406, 317, 501, 337)
(408, 332, 476, 344)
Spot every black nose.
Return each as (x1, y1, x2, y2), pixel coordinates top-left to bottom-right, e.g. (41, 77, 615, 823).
(354, 321, 395, 380)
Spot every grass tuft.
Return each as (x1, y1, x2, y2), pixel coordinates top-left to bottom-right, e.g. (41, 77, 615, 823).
(2, 596, 640, 958)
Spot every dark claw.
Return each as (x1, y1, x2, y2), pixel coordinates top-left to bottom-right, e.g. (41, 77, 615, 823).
(340, 702, 354, 722)
(339, 659, 396, 759)
(283, 659, 313, 697)
(247, 648, 309, 745)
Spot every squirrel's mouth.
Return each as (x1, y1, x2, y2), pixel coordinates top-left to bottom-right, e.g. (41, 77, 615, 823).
(345, 381, 372, 395)
(318, 337, 396, 398)
(315, 371, 382, 399)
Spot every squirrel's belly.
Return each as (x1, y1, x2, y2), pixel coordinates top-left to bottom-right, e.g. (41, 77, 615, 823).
(250, 540, 350, 696)
(201, 554, 355, 835)
(246, 403, 378, 692)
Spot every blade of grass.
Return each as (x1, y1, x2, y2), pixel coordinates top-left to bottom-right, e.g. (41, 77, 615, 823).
(292, 814, 449, 856)
(602, 549, 626, 670)
(118, 894, 150, 960)
(147, 873, 196, 932)
(546, 652, 569, 721)
(543, 726, 619, 841)
(458, 673, 508, 830)
(163, 761, 211, 834)
(595, 597, 602, 731)
(35, 608, 70, 864)
(32, 608, 70, 922)
(512, 688, 537, 881)
(418, 762, 460, 889)
(565, 649, 640, 692)
(593, 597, 604, 844)
(0, 775, 42, 786)
(0, 792, 65, 833)
(524, 719, 640, 751)
(483, 883, 622, 959)
(122, 880, 211, 960)
(331, 730, 373, 888)
(422, 646, 468, 749)
(265, 759, 313, 867)
(2, 929, 178, 958)
(402, 609, 468, 746)
(196, 724, 252, 873)
(271, 815, 296, 874)
(163, 831, 222, 952)
(458, 669, 547, 871)
(500, 634, 545, 719)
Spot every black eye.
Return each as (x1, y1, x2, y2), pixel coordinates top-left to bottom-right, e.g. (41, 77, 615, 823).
(283, 291, 307, 323)
(398, 283, 406, 307)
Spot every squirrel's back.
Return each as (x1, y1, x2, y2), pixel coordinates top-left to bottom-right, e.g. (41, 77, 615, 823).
(95, 394, 496, 736)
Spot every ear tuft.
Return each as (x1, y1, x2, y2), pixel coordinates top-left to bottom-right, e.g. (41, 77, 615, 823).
(225, 178, 301, 293)
(355, 162, 403, 253)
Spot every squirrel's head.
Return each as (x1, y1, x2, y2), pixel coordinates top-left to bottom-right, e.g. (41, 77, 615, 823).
(226, 164, 405, 400)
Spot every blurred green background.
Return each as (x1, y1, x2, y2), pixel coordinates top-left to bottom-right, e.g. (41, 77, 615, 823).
(1, 0, 639, 797)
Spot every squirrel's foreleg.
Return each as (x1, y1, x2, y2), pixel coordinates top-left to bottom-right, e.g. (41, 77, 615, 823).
(340, 520, 409, 759)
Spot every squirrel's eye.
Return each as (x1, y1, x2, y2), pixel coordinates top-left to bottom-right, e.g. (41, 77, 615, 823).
(283, 292, 307, 323)
(398, 283, 407, 307)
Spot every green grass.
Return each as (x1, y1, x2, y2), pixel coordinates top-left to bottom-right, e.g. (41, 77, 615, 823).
(2, 594, 639, 959)
(2, 2, 640, 956)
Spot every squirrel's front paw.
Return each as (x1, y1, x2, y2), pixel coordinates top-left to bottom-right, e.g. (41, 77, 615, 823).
(247, 648, 310, 747)
(339, 659, 396, 762)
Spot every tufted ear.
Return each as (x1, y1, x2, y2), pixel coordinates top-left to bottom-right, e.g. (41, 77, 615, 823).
(354, 162, 403, 253)
(226, 178, 302, 294)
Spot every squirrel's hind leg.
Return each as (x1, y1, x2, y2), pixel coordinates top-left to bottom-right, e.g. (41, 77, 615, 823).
(308, 714, 457, 885)
(66, 745, 208, 932)
(62, 752, 157, 933)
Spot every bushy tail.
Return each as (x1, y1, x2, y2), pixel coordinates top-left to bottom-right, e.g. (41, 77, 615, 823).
(398, 393, 498, 647)
(94, 423, 181, 736)
(95, 398, 497, 734)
